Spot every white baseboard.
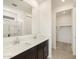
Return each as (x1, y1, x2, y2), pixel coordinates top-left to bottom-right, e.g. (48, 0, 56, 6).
(48, 55, 53, 59)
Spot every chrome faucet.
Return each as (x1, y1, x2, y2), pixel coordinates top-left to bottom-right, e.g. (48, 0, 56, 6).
(33, 35, 37, 39)
(14, 36, 20, 44)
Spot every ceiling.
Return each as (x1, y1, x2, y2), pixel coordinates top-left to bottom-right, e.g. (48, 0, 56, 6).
(3, 0, 74, 14)
(52, 0, 73, 9)
(3, 0, 32, 14)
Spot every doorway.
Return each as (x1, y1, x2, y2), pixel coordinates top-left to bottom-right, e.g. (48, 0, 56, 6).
(53, 9, 75, 59)
(56, 9, 72, 44)
(56, 9, 73, 56)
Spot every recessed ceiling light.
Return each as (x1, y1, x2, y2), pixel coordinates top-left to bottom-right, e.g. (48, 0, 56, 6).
(61, 0, 65, 2)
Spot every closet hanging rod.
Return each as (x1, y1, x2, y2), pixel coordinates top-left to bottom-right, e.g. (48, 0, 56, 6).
(26, 16, 32, 18)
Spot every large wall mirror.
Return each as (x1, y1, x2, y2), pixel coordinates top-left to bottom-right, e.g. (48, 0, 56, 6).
(3, 0, 32, 37)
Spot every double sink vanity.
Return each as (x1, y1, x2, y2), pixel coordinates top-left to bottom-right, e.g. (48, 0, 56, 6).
(4, 35, 49, 59)
(3, 9, 49, 59)
(3, 0, 49, 59)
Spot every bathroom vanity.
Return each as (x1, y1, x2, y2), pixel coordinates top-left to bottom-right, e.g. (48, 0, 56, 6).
(3, 0, 49, 59)
(4, 35, 49, 59)
(11, 40, 48, 59)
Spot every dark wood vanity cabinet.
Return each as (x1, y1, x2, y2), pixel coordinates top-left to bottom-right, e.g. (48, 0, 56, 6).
(11, 47, 37, 59)
(11, 40, 48, 59)
(43, 41, 48, 59)
(37, 40, 48, 59)
(24, 47, 37, 59)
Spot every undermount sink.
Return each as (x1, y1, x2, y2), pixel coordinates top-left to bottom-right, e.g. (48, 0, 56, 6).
(23, 39, 37, 44)
(14, 41, 32, 46)
(4, 41, 32, 56)
(24, 42, 32, 45)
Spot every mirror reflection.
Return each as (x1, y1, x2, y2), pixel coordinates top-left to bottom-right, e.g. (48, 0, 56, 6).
(3, 0, 32, 37)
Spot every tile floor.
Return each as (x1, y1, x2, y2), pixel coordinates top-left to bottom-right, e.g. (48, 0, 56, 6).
(52, 41, 76, 59)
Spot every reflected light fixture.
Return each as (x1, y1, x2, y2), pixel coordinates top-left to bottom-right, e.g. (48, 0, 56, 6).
(61, 0, 65, 2)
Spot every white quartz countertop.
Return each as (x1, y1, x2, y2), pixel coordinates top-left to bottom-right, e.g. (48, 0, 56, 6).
(4, 37, 49, 59)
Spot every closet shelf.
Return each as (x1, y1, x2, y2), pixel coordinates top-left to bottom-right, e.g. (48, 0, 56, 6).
(56, 25, 72, 27)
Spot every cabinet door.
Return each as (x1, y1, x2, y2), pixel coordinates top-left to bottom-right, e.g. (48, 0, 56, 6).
(37, 45, 44, 59)
(25, 47, 37, 59)
(37, 40, 48, 59)
(11, 52, 26, 59)
(43, 40, 48, 59)
(11, 47, 37, 59)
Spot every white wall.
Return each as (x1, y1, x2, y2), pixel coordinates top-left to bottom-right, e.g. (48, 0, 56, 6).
(40, 1, 52, 37)
(52, 10, 56, 49)
(39, 0, 53, 58)
(32, 7, 40, 34)
(72, 7, 76, 55)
